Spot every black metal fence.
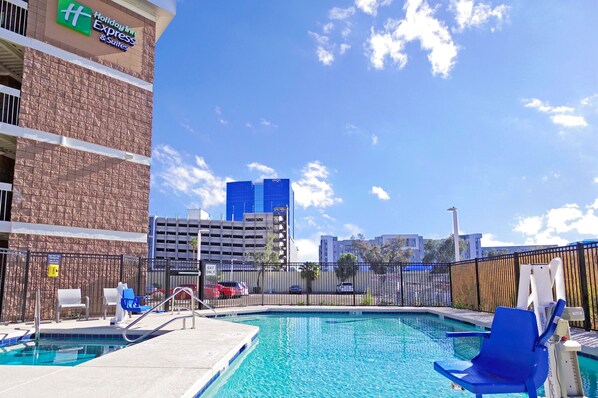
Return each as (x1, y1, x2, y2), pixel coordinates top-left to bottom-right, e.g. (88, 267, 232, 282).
(0, 249, 141, 323)
(450, 242, 598, 331)
(1, 242, 597, 331)
(144, 260, 451, 310)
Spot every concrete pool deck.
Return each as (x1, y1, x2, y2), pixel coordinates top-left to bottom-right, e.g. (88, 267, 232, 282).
(1, 306, 597, 397)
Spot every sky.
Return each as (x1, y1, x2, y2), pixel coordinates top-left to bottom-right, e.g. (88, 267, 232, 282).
(149, 0, 598, 261)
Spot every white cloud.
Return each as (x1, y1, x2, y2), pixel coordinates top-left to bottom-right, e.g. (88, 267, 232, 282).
(450, 0, 509, 31)
(260, 118, 276, 127)
(152, 145, 233, 208)
(356, 0, 393, 16)
(329, 6, 356, 20)
(594, 177, 598, 184)
(247, 162, 278, 179)
(292, 161, 342, 209)
(215, 106, 228, 125)
(371, 134, 379, 145)
(514, 200, 598, 245)
(550, 114, 588, 128)
(177, 117, 197, 135)
(323, 22, 335, 33)
(480, 233, 515, 247)
(245, 122, 253, 128)
(341, 26, 352, 38)
(368, 0, 458, 78)
(343, 223, 363, 238)
(340, 43, 351, 54)
(370, 186, 390, 200)
(296, 237, 321, 262)
(524, 98, 588, 128)
(309, 31, 335, 65)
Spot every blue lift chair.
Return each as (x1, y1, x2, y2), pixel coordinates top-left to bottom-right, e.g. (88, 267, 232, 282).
(434, 299, 566, 398)
(120, 288, 152, 315)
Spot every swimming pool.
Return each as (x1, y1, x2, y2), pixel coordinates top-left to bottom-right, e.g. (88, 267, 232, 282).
(0, 338, 131, 366)
(203, 313, 598, 397)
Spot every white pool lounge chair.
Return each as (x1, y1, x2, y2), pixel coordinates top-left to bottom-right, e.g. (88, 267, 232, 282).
(102, 288, 118, 319)
(56, 289, 89, 322)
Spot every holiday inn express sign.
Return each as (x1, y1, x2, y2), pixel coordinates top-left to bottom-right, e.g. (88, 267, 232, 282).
(56, 0, 137, 52)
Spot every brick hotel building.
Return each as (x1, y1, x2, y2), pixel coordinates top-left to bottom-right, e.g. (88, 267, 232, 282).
(0, 0, 174, 255)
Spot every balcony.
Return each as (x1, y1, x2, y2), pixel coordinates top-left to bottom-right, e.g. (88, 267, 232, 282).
(0, 83, 19, 125)
(0, 0, 28, 36)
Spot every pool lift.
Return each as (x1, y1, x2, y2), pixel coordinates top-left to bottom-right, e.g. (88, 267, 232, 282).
(516, 258, 586, 398)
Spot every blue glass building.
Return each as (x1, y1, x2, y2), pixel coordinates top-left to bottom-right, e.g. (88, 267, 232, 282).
(226, 179, 294, 237)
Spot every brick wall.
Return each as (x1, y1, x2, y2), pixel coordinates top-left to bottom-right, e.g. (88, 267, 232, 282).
(19, 48, 153, 157)
(10, 138, 149, 234)
(8, 234, 147, 256)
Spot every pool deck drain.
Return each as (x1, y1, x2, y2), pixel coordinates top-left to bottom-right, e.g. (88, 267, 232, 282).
(0, 306, 597, 397)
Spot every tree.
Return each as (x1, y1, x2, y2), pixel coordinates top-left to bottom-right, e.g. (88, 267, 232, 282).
(245, 234, 279, 293)
(353, 235, 413, 275)
(299, 261, 320, 293)
(422, 235, 468, 263)
(188, 237, 198, 261)
(484, 248, 510, 258)
(335, 253, 357, 282)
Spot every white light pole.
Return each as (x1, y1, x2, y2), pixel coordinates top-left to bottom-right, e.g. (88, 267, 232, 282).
(447, 207, 460, 262)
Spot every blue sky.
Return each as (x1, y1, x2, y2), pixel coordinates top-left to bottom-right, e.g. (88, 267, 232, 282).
(149, 0, 598, 261)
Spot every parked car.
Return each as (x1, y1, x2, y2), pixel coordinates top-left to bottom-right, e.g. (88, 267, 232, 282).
(205, 283, 238, 299)
(238, 282, 250, 296)
(218, 282, 244, 298)
(289, 285, 302, 294)
(150, 283, 220, 300)
(336, 282, 354, 294)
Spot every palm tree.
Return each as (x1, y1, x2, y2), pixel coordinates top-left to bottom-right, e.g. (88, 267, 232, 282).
(300, 262, 320, 294)
(335, 253, 357, 283)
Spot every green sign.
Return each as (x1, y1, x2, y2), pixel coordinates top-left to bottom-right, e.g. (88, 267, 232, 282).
(56, 0, 92, 36)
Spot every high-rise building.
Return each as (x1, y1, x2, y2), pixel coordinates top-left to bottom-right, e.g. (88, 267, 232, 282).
(0, 0, 174, 254)
(226, 178, 294, 238)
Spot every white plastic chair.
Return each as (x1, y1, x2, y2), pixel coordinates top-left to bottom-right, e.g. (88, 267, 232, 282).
(102, 288, 118, 319)
(56, 289, 89, 322)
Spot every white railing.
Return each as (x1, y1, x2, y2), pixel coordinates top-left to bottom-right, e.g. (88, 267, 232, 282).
(0, 84, 19, 125)
(0, 0, 28, 36)
(0, 181, 12, 221)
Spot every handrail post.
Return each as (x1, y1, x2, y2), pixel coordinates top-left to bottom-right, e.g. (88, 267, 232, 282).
(577, 243, 591, 331)
(474, 258, 481, 311)
(34, 288, 40, 341)
(164, 259, 171, 312)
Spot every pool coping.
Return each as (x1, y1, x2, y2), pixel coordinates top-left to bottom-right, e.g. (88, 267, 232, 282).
(1, 306, 597, 397)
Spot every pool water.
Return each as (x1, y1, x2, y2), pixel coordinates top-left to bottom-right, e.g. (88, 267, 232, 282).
(204, 313, 598, 398)
(0, 338, 130, 366)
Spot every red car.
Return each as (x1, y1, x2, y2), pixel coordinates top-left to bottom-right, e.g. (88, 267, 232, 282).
(205, 283, 238, 299)
(151, 283, 220, 300)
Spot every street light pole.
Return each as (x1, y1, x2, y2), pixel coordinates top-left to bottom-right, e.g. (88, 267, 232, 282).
(447, 207, 460, 262)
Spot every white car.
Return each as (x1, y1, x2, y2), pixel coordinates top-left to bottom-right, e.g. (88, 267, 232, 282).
(336, 282, 354, 294)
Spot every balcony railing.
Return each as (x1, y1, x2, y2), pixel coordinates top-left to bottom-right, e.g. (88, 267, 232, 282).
(0, 0, 28, 36)
(0, 181, 12, 221)
(0, 83, 19, 125)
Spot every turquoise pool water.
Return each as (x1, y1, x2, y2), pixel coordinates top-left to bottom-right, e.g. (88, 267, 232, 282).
(0, 338, 130, 366)
(204, 313, 598, 397)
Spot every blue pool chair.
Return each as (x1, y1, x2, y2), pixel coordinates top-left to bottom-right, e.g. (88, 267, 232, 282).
(434, 299, 566, 398)
(120, 288, 152, 315)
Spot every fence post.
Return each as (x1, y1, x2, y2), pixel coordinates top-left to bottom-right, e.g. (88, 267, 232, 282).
(448, 263, 453, 307)
(474, 258, 481, 311)
(576, 243, 591, 331)
(400, 264, 405, 306)
(352, 264, 356, 306)
(513, 253, 520, 307)
(137, 257, 142, 297)
(119, 254, 124, 283)
(21, 250, 31, 322)
(164, 259, 171, 312)
(198, 260, 206, 309)
(260, 263, 265, 306)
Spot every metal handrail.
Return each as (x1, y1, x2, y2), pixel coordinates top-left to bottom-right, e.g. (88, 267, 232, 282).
(122, 287, 216, 344)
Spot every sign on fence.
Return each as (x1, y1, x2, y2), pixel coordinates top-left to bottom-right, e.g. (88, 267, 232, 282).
(206, 263, 216, 276)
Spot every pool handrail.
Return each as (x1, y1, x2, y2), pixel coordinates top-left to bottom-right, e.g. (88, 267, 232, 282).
(121, 287, 216, 343)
